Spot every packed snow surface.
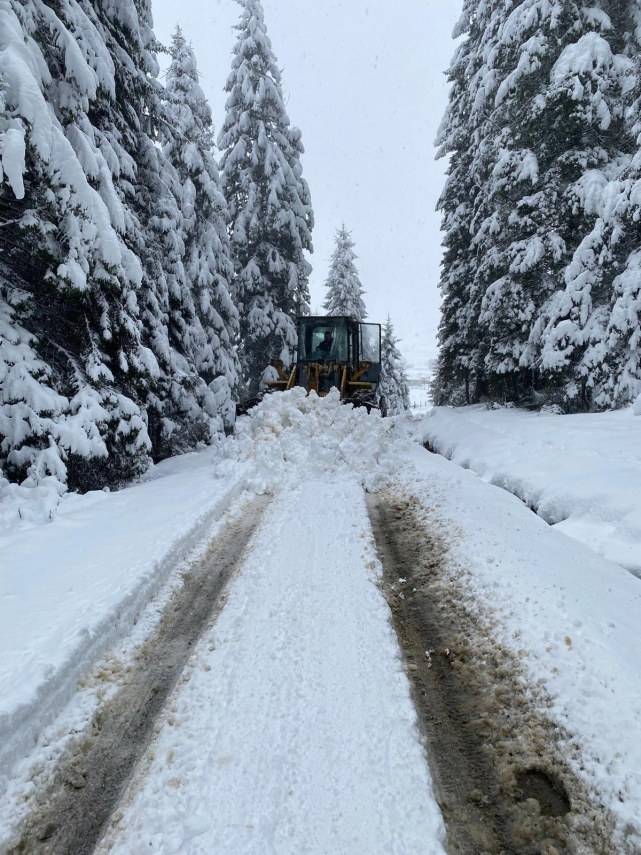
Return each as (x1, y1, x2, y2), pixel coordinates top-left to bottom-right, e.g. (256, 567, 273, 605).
(98, 481, 447, 855)
(415, 404, 641, 575)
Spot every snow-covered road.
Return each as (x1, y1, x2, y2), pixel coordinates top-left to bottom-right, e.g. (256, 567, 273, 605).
(2, 391, 641, 854)
(97, 480, 447, 855)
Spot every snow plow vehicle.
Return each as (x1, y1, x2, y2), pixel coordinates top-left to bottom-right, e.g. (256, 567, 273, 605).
(266, 316, 385, 414)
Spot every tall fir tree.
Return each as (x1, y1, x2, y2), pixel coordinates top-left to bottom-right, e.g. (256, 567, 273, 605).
(433, 0, 489, 406)
(529, 2, 640, 408)
(162, 28, 240, 433)
(378, 316, 411, 416)
(1, 0, 153, 493)
(556, 3, 641, 408)
(218, 0, 314, 397)
(436, 0, 640, 410)
(87, 0, 232, 460)
(322, 225, 367, 320)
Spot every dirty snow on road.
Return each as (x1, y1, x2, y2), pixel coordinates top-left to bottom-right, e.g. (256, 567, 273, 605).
(97, 479, 447, 855)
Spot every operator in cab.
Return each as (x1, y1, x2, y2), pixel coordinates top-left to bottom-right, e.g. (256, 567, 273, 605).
(315, 330, 334, 361)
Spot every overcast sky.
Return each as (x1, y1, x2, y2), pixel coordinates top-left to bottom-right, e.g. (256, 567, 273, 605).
(151, 0, 461, 368)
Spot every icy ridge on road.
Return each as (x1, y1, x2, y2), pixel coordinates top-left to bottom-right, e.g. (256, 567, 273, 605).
(97, 481, 447, 855)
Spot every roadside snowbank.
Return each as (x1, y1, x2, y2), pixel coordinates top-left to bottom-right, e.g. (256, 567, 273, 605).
(0, 471, 67, 533)
(0, 451, 244, 788)
(414, 405, 641, 575)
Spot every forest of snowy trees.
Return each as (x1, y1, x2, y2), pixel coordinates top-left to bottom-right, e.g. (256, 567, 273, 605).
(9, 0, 638, 502)
(435, 0, 641, 411)
(0, 0, 312, 494)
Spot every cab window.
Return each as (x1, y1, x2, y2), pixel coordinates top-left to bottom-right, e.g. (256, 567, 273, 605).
(299, 320, 349, 362)
(360, 324, 381, 363)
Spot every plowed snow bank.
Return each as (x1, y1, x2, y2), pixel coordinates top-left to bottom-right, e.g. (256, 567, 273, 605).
(414, 404, 641, 575)
(0, 451, 244, 788)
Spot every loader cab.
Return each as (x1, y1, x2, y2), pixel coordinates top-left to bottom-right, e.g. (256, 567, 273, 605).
(289, 317, 382, 410)
(298, 317, 351, 364)
(257, 316, 384, 414)
(296, 316, 381, 378)
(265, 316, 382, 410)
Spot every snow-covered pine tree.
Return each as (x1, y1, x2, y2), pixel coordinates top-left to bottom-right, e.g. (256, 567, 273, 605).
(162, 28, 240, 433)
(85, 0, 224, 460)
(436, 0, 639, 409)
(378, 316, 411, 416)
(322, 225, 367, 320)
(1, 0, 153, 493)
(595, 19, 641, 408)
(529, 2, 640, 408)
(434, 0, 492, 406)
(86, 0, 193, 461)
(219, 0, 314, 397)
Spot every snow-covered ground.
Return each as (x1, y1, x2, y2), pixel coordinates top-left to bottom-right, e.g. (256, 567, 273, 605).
(1, 391, 641, 852)
(414, 404, 641, 576)
(0, 450, 245, 785)
(409, 384, 432, 415)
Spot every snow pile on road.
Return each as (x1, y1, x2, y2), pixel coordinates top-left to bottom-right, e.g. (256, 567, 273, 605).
(220, 388, 399, 493)
(414, 404, 641, 575)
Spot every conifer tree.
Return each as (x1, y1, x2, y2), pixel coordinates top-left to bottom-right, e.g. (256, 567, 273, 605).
(88, 0, 226, 459)
(162, 28, 240, 433)
(436, 0, 640, 409)
(530, 2, 640, 408)
(322, 226, 367, 320)
(218, 0, 314, 397)
(1, 0, 153, 492)
(597, 29, 641, 408)
(87, 0, 196, 459)
(434, 0, 490, 405)
(378, 316, 411, 416)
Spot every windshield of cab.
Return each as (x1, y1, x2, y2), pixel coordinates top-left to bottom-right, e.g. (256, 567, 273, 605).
(298, 318, 350, 363)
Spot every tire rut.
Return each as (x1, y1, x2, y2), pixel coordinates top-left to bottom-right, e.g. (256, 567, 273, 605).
(366, 489, 618, 855)
(6, 494, 270, 855)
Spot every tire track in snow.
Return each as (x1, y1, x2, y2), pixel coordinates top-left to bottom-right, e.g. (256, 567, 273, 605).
(367, 488, 619, 855)
(9, 495, 269, 855)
